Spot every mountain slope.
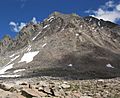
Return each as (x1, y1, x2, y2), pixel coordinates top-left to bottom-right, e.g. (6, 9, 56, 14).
(0, 12, 120, 79)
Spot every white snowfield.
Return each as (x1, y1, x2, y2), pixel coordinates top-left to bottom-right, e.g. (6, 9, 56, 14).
(0, 54, 20, 75)
(0, 50, 39, 77)
(106, 64, 114, 68)
(13, 69, 25, 73)
(0, 63, 14, 75)
(19, 51, 39, 63)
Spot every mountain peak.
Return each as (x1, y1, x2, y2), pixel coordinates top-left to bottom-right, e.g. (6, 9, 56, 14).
(0, 12, 120, 54)
(0, 12, 120, 79)
(83, 16, 118, 28)
(51, 11, 62, 16)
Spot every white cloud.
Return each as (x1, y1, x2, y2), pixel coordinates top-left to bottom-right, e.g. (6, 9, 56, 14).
(9, 21, 26, 32)
(18, 22, 26, 30)
(105, 1, 114, 8)
(31, 17, 37, 24)
(116, 4, 120, 11)
(85, 1, 120, 23)
(9, 22, 17, 26)
(9, 17, 37, 32)
(17, 0, 27, 8)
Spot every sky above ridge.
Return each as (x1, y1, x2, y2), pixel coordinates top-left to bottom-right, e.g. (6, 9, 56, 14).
(0, 0, 120, 39)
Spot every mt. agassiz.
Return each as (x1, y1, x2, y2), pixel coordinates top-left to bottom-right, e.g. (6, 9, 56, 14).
(0, 12, 120, 79)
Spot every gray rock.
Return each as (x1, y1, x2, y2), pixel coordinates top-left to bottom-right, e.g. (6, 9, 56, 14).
(43, 86, 52, 94)
(61, 84, 70, 89)
(52, 88, 61, 97)
(0, 83, 13, 91)
(80, 96, 93, 98)
(6, 93, 26, 98)
(21, 88, 41, 97)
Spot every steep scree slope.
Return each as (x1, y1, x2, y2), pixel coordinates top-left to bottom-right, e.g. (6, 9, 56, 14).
(0, 12, 120, 79)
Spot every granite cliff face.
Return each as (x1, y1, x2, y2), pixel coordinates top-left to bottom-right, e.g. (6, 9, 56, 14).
(0, 12, 120, 79)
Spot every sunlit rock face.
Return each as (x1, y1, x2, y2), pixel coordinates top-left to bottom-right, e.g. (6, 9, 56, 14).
(0, 12, 120, 79)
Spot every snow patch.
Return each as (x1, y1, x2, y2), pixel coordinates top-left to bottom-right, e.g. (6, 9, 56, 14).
(13, 69, 25, 73)
(68, 64, 73, 67)
(98, 21, 101, 26)
(11, 55, 20, 62)
(9, 54, 15, 58)
(0, 55, 19, 75)
(89, 18, 92, 22)
(43, 24, 50, 29)
(32, 31, 42, 41)
(27, 45, 32, 52)
(19, 51, 39, 63)
(61, 28, 64, 32)
(94, 29, 97, 32)
(0, 63, 14, 75)
(101, 27, 104, 29)
(76, 33, 79, 36)
(0, 75, 21, 78)
(92, 27, 95, 30)
(47, 16, 55, 22)
(80, 25, 83, 28)
(106, 64, 114, 68)
(42, 43, 47, 48)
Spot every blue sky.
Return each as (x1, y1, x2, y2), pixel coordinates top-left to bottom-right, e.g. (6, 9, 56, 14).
(0, 0, 120, 39)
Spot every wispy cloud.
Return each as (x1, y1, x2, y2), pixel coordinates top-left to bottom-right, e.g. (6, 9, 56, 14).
(9, 17, 37, 32)
(85, 1, 120, 23)
(17, 0, 27, 8)
(21, 3, 25, 8)
(9, 22, 26, 32)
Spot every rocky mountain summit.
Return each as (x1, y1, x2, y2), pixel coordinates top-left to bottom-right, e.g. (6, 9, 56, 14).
(0, 12, 120, 98)
(0, 12, 120, 80)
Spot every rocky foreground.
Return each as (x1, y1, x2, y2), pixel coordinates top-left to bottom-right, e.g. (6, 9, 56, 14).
(0, 77, 119, 98)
